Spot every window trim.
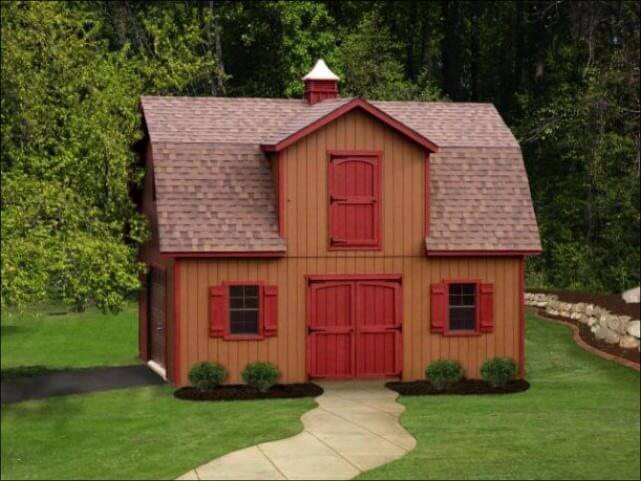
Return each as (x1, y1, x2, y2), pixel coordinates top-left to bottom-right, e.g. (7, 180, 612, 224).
(327, 150, 383, 251)
(443, 278, 482, 337)
(222, 281, 265, 340)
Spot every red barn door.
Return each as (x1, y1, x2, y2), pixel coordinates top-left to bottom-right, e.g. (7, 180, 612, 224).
(355, 282, 402, 377)
(307, 282, 355, 378)
(307, 277, 402, 379)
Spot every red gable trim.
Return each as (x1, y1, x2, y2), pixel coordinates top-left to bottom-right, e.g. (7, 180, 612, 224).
(426, 249, 541, 257)
(261, 98, 439, 153)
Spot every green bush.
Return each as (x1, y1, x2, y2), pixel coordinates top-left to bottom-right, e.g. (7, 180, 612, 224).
(188, 362, 227, 391)
(481, 357, 517, 387)
(242, 362, 281, 392)
(425, 360, 464, 391)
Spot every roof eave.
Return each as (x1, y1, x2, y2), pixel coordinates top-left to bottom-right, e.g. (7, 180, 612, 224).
(260, 98, 439, 154)
(425, 248, 542, 257)
(162, 250, 287, 259)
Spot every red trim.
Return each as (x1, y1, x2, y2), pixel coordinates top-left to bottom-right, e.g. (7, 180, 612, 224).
(277, 151, 286, 238)
(518, 258, 526, 378)
(426, 250, 541, 257)
(327, 151, 383, 251)
(307, 274, 402, 283)
(173, 261, 181, 385)
(164, 251, 285, 258)
(261, 98, 439, 153)
(425, 152, 431, 237)
(220, 281, 266, 340)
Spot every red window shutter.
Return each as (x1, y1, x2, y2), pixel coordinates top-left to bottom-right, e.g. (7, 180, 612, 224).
(209, 286, 227, 337)
(479, 283, 494, 333)
(328, 154, 381, 248)
(262, 285, 278, 337)
(430, 283, 447, 333)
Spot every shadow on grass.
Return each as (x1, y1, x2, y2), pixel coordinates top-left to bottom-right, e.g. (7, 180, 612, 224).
(1, 365, 67, 380)
(0, 324, 23, 336)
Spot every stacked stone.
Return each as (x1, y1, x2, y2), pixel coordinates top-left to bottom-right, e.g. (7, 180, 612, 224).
(524, 292, 640, 351)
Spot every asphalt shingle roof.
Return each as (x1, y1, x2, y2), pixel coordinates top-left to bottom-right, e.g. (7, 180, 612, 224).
(140, 96, 540, 254)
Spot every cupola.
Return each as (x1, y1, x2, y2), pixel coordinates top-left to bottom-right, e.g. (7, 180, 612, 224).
(303, 59, 340, 105)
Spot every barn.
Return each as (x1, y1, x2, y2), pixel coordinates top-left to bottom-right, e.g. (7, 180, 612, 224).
(137, 60, 541, 386)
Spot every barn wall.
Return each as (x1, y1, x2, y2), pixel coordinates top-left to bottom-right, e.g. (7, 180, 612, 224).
(175, 256, 522, 385)
(280, 108, 426, 258)
(170, 109, 524, 386)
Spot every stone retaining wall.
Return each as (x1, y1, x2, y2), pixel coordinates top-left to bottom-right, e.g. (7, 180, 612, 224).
(525, 293, 641, 351)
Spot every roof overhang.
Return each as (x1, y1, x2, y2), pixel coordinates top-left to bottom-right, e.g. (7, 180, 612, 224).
(261, 98, 439, 153)
(162, 250, 286, 258)
(426, 249, 542, 257)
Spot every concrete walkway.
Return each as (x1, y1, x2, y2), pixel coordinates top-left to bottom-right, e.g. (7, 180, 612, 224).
(178, 380, 416, 480)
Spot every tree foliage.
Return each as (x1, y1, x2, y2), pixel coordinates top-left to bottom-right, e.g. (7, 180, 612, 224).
(1, 1, 639, 311)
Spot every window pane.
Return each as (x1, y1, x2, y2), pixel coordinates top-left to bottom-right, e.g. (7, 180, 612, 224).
(449, 306, 476, 330)
(230, 297, 244, 309)
(449, 284, 462, 295)
(243, 286, 259, 298)
(462, 284, 476, 295)
(230, 286, 244, 298)
(244, 296, 259, 309)
(228, 285, 260, 335)
(462, 295, 475, 306)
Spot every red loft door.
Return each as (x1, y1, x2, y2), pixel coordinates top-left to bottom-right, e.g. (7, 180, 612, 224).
(307, 279, 402, 379)
(328, 154, 381, 248)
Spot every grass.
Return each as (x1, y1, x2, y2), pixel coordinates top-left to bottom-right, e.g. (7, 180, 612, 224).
(1, 386, 314, 480)
(359, 309, 641, 480)
(1, 304, 139, 373)
(1, 305, 315, 480)
(2, 306, 639, 479)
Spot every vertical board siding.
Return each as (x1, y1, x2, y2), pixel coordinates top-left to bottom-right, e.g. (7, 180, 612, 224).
(283, 109, 425, 258)
(172, 109, 523, 386)
(176, 257, 521, 385)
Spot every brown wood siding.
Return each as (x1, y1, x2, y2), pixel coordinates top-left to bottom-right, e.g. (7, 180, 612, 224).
(168, 110, 524, 386)
(175, 256, 521, 385)
(280, 109, 426, 258)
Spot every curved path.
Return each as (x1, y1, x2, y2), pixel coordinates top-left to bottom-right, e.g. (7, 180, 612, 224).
(178, 380, 416, 480)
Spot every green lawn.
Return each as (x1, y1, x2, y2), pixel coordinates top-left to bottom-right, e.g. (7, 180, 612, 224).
(359, 309, 641, 480)
(1, 386, 314, 480)
(1, 305, 315, 480)
(1, 305, 139, 373)
(2, 307, 640, 480)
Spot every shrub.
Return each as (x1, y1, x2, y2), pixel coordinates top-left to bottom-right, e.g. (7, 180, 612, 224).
(188, 362, 227, 391)
(242, 362, 281, 392)
(425, 360, 464, 391)
(481, 357, 517, 387)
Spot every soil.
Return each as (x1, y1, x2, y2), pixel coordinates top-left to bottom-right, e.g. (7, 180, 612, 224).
(529, 288, 640, 318)
(385, 379, 530, 396)
(174, 383, 324, 401)
(536, 309, 640, 365)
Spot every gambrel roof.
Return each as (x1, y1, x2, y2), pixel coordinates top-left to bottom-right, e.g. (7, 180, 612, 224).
(140, 95, 541, 255)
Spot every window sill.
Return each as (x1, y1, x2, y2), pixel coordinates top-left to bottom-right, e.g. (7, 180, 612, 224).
(441, 330, 483, 337)
(223, 335, 265, 341)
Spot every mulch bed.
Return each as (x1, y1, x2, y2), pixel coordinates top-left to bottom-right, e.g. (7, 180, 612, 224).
(536, 309, 640, 366)
(174, 383, 323, 401)
(386, 379, 530, 396)
(529, 288, 640, 319)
